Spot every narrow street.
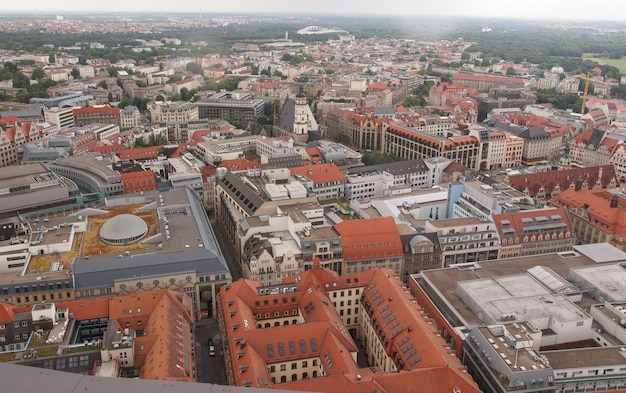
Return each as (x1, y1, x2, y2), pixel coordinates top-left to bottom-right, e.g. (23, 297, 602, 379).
(194, 318, 227, 385)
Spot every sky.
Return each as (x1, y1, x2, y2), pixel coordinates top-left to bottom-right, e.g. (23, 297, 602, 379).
(3, 0, 626, 21)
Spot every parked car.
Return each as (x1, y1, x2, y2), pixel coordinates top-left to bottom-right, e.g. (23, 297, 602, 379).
(208, 339, 216, 356)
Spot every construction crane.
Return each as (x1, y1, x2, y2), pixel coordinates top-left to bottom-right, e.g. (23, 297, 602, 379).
(580, 72, 592, 115)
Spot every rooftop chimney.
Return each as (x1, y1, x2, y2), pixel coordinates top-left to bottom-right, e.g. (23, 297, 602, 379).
(575, 179, 582, 191)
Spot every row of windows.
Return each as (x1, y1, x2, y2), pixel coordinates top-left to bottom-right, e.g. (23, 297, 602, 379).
(271, 359, 318, 373)
(3, 282, 71, 295)
(0, 321, 28, 330)
(257, 309, 299, 319)
(0, 333, 28, 342)
(42, 355, 90, 369)
(14, 292, 71, 303)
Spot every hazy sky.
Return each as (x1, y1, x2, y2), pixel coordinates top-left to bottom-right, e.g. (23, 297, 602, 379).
(4, 0, 626, 21)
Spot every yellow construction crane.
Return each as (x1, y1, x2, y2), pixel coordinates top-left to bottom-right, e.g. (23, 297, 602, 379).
(580, 72, 592, 115)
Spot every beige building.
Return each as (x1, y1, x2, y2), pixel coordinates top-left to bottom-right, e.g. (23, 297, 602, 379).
(147, 101, 198, 123)
(504, 132, 524, 168)
(493, 207, 575, 259)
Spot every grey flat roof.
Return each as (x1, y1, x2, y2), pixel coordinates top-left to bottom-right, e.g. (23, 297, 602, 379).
(569, 263, 626, 302)
(573, 243, 626, 263)
(417, 252, 599, 325)
(0, 162, 50, 183)
(345, 159, 428, 176)
(0, 363, 306, 393)
(73, 249, 229, 290)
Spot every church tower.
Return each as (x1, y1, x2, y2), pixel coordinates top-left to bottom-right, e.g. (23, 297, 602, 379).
(292, 92, 310, 142)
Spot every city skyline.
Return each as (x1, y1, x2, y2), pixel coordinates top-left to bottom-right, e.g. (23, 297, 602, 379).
(3, 0, 626, 21)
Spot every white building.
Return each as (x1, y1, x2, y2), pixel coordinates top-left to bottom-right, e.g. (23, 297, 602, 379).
(120, 106, 141, 129)
(44, 107, 75, 130)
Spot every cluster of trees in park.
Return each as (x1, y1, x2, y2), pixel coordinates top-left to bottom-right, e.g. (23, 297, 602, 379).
(460, 27, 622, 79)
(401, 81, 434, 107)
(134, 133, 168, 148)
(0, 62, 58, 103)
(534, 88, 585, 112)
(361, 152, 403, 166)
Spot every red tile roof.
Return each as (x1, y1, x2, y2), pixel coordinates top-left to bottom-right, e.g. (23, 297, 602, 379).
(506, 165, 618, 198)
(334, 217, 403, 260)
(290, 163, 346, 184)
(219, 159, 261, 172)
(552, 188, 626, 238)
(72, 105, 120, 116)
(219, 268, 479, 392)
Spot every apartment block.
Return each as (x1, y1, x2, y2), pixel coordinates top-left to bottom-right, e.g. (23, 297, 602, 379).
(383, 124, 479, 170)
(196, 91, 264, 124)
(493, 207, 575, 258)
(424, 217, 500, 267)
(73, 105, 121, 127)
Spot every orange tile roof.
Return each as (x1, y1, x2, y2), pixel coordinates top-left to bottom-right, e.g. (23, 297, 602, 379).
(305, 146, 324, 164)
(72, 105, 120, 116)
(334, 217, 403, 260)
(0, 115, 20, 125)
(0, 303, 17, 323)
(119, 146, 161, 161)
(190, 130, 215, 142)
(220, 268, 479, 393)
(453, 73, 525, 86)
(552, 188, 626, 237)
(507, 165, 618, 198)
(219, 159, 261, 172)
(290, 163, 346, 184)
(56, 298, 110, 321)
(493, 207, 573, 242)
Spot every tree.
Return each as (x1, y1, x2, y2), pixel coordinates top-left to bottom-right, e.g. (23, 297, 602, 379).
(118, 98, 133, 108)
(31, 68, 45, 81)
(461, 51, 471, 61)
(97, 80, 108, 89)
(506, 67, 517, 76)
(71, 68, 80, 79)
(180, 87, 190, 101)
(401, 95, 425, 108)
(185, 62, 203, 75)
(260, 66, 271, 77)
(4, 62, 18, 73)
(361, 152, 403, 166)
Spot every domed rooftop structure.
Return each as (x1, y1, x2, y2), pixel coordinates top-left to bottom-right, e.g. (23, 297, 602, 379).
(409, 235, 433, 246)
(99, 214, 148, 245)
